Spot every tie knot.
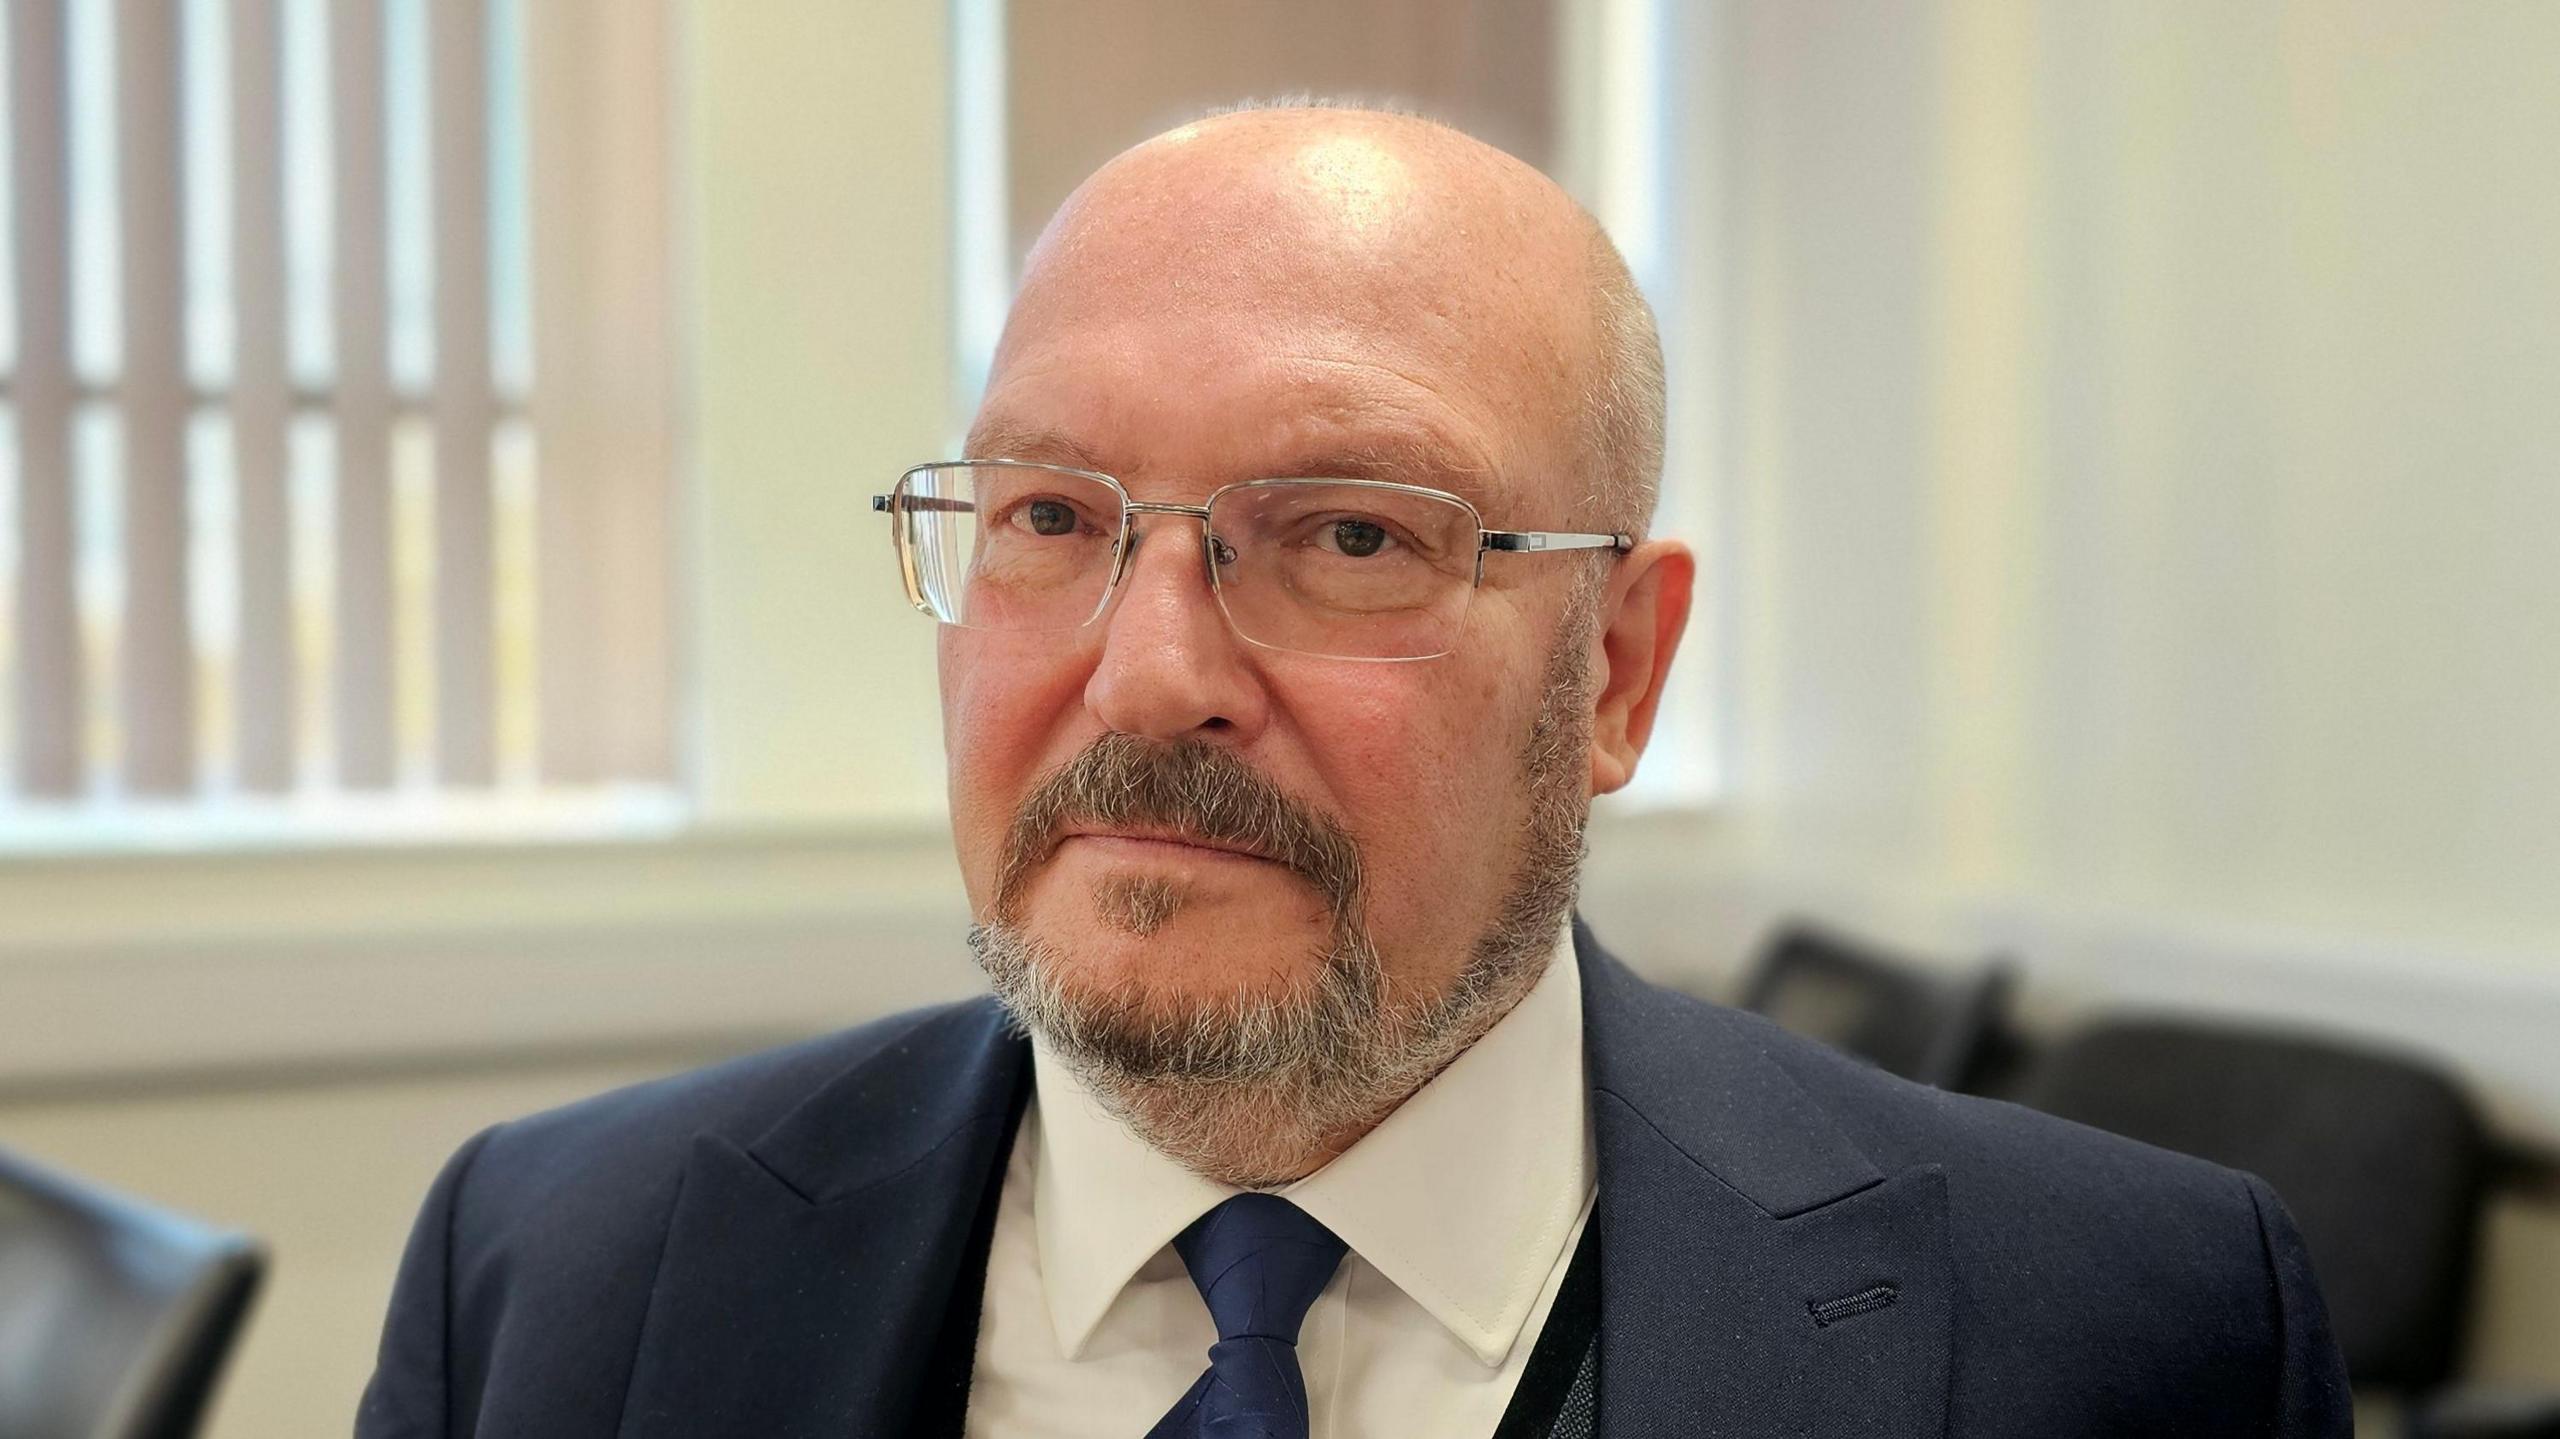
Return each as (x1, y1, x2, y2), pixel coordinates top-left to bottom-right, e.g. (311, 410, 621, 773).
(1173, 1194, 1348, 1346)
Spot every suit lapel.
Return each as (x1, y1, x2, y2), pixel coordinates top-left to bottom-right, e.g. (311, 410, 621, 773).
(1578, 924, 1952, 1437)
(611, 931, 1949, 1436)
(617, 1002, 1030, 1439)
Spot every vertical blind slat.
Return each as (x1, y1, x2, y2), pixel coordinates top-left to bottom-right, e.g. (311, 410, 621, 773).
(522, 0, 593, 785)
(230, 0, 295, 792)
(430, 0, 493, 785)
(525, 0, 676, 786)
(330, 0, 395, 787)
(9, 0, 82, 797)
(116, 0, 194, 794)
(6, 0, 675, 819)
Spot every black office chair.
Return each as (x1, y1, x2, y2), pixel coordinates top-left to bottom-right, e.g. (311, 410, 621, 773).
(2013, 1017, 2560, 1436)
(1737, 921, 2017, 1091)
(2415, 1389, 2560, 1439)
(0, 1145, 267, 1439)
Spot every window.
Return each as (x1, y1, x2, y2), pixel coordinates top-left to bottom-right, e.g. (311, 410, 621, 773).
(0, 0, 680, 847)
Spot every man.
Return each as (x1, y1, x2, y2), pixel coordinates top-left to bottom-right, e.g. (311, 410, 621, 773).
(359, 106, 2348, 1437)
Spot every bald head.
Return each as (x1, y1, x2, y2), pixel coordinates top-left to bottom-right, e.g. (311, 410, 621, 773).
(990, 105, 1664, 535)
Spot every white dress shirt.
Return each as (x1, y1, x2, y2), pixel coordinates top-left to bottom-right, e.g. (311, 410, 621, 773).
(964, 927, 1593, 1439)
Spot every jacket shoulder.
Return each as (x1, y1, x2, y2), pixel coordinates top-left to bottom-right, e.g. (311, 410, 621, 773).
(1667, 991, 2344, 1426)
(364, 996, 1011, 1433)
(1594, 962, 2252, 1207)
(457, 995, 1006, 1228)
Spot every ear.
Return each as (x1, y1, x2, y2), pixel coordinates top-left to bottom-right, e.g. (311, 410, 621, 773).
(1585, 539, 1695, 796)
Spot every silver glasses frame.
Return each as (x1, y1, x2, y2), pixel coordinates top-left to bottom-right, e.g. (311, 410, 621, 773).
(871, 458, 1635, 661)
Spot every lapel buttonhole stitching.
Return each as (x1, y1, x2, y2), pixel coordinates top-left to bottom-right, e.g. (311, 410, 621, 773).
(1807, 1284, 1900, 1328)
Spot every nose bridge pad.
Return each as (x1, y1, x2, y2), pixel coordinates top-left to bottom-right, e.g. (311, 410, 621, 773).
(1204, 527, 1237, 593)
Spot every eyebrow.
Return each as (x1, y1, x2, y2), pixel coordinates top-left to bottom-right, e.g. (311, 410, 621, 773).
(962, 421, 1501, 510)
(963, 419, 1114, 474)
(1267, 437, 1495, 499)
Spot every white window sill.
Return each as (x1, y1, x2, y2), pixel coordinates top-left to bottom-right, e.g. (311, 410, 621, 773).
(0, 786, 695, 859)
(0, 804, 1725, 1096)
(0, 819, 982, 1090)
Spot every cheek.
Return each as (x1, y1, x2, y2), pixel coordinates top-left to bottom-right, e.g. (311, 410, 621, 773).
(940, 631, 1097, 892)
(1281, 654, 1531, 894)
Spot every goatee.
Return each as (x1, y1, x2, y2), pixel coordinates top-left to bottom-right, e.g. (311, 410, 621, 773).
(971, 590, 1599, 1187)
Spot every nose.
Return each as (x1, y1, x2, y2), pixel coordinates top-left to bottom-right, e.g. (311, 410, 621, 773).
(1083, 514, 1270, 743)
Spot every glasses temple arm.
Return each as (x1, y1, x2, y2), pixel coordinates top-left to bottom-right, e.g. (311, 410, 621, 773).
(872, 494, 977, 515)
(1481, 529, 1635, 555)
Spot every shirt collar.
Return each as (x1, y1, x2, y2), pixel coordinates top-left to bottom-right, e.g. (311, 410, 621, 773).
(1031, 924, 1590, 1368)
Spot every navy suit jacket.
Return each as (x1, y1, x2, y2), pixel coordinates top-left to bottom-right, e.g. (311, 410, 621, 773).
(358, 922, 2351, 1436)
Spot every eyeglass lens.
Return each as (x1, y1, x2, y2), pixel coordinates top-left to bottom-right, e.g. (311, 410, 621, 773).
(890, 463, 1479, 660)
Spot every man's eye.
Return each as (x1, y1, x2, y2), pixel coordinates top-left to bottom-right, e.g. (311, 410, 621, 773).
(1325, 519, 1392, 558)
(1020, 498, 1080, 536)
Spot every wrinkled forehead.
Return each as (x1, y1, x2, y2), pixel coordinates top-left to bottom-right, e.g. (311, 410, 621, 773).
(981, 130, 1592, 519)
(968, 325, 1527, 519)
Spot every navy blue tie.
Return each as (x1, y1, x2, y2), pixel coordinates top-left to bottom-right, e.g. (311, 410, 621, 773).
(1145, 1193, 1349, 1439)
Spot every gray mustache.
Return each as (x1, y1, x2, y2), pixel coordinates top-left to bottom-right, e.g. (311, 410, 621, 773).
(995, 733, 1367, 927)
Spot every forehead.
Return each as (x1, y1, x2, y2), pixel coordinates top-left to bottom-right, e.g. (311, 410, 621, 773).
(976, 126, 1594, 521)
(966, 335, 1524, 513)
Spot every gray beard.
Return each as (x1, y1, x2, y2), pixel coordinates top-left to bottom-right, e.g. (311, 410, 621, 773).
(970, 588, 1598, 1188)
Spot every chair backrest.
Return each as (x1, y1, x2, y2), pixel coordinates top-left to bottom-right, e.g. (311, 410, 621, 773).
(0, 1146, 267, 1439)
(1739, 922, 2015, 1091)
(2014, 1017, 2487, 1393)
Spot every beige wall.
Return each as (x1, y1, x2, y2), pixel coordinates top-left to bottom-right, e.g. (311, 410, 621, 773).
(1005, 0, 1558, 270)
(1674, 0, 2560, 1106)
(1667, 0, 2560, 1400)
(1693, 0, 2560, 958)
